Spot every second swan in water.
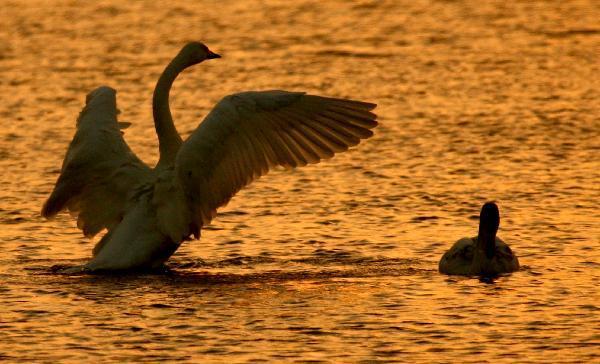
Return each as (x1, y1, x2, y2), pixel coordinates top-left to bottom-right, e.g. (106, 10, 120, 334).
(439, 202, 519, 276)
(42, 42, 377, 272)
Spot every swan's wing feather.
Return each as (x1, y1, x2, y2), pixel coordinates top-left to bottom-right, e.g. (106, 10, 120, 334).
(175, 90, 377, 228)
(42, 86, 151, 237)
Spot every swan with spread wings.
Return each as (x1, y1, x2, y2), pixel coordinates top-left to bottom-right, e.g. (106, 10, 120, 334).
(42, 42, 378, 271)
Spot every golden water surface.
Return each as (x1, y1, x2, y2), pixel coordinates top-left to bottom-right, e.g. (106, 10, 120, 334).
(0, 0, 599, 362)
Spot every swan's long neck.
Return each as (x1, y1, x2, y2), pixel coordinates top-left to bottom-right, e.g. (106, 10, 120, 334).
(153, 56, 188, 168)
(478, 224, 497, 259)
(477, 203, 500, 259)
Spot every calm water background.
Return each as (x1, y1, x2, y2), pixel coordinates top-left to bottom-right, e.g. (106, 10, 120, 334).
(0, 0, 598, 362)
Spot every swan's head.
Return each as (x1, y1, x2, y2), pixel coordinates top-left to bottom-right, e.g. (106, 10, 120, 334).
(480, 202, 500, 231)
(479, 202, 500, 258)
(178, 42, 221, 67)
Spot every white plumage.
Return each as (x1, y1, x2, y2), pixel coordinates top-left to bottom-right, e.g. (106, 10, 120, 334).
(42, 42, 378, 271)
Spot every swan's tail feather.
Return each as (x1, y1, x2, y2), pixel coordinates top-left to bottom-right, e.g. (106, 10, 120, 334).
(41, 185, 73, 218)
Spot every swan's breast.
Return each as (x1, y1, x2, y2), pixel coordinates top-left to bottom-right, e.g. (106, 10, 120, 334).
(85, 195, 173, 271)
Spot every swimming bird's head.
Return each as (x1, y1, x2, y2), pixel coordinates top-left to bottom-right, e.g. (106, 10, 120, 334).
(479, 202, 500, 259)
(178, 42, 221, 67)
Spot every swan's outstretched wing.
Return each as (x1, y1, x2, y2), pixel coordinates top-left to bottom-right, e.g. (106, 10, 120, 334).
(174, 90, 377, 230)
(42, 86, 152, 237)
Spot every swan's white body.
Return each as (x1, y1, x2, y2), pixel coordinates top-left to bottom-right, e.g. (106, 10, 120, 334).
(438, 236, 519, 276)
(42, 43, 378, 271)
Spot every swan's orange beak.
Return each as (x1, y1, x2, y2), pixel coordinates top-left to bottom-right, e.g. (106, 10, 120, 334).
(207, 50, 221, 59)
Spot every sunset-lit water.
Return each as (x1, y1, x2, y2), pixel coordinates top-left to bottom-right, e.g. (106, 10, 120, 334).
(1, 0, 599, 362)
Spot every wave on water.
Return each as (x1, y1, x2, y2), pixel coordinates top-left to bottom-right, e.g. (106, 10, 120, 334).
(25, 249, 433, 284)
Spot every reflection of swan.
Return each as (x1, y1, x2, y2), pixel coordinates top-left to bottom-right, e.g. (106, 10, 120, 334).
(42, 42, 378, 272)
(439, 202, 519, 276)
